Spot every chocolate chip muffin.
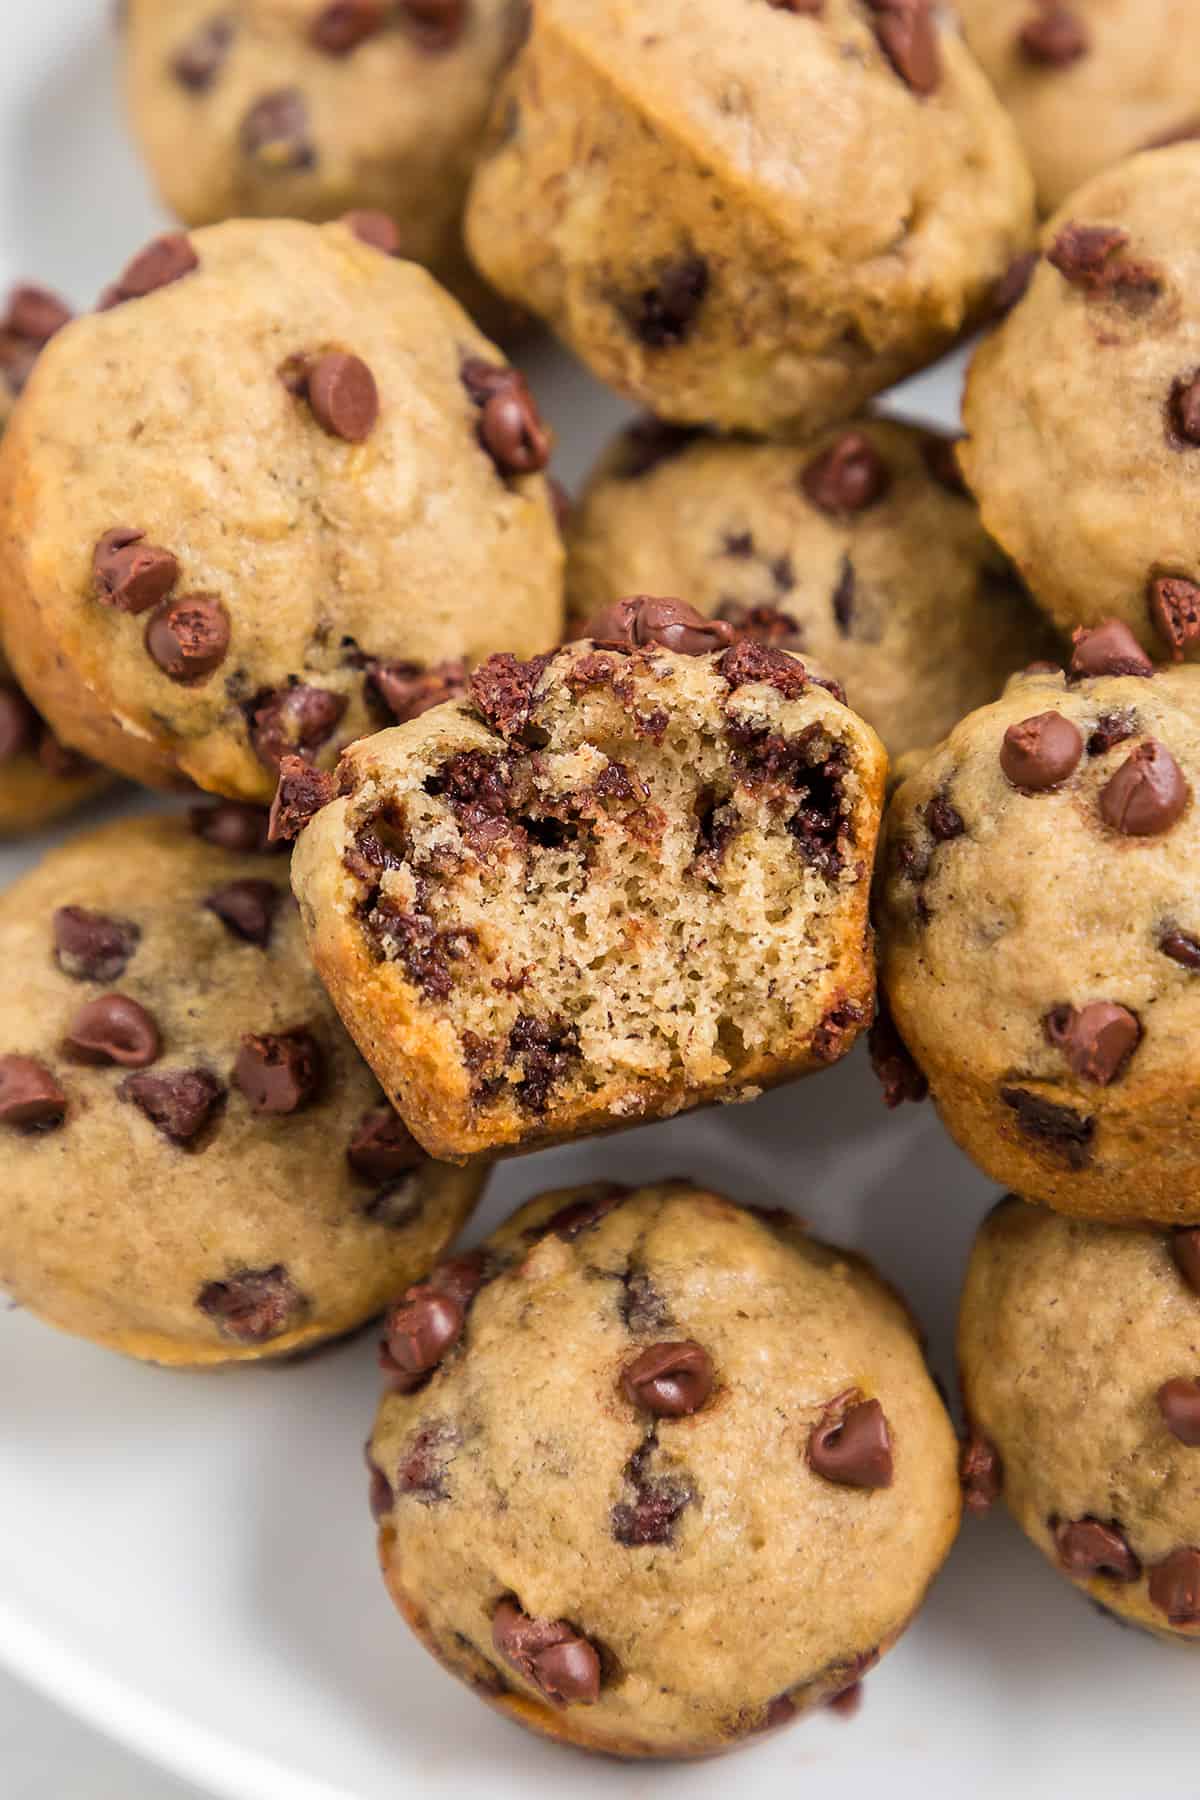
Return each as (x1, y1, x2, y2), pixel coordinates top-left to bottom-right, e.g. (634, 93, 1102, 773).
(123, 0, 528, 328)
(465, 0, 1034, 438)
(0, 217, 563, 803)
(960, 1194, 1200, 1643)
(877, 632, 1200, 1223)
(0, 814, 484, 1366)
(566, 417, 1057, 759)
(962, 145, 1200, 664)
(0, 651, 113, 835)
(368, 1180, 961, 1758)
(957, 0, 1200, 215)
(285, 618, 886, 1160)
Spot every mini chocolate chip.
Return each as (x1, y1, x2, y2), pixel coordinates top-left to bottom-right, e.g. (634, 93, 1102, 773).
(542, 1185, 630, 1241)
(808, 1392, 894, 1489)
(342, 209, 402, 255)
(491, 1601, 601, 1705)
(1047, 223, 1160, 297)
(204, 879, 282, 947)
(1148, 1548, 1200, 1626)
(63, 995, 161, 1067)
(1099, 740, 1189, 835)
(866, 0, 940, 95)
(53, 906, 140, 981)
(586, 594, 734, 656)
(612, 1465, 694, 1546)
(0, 1056, 66, 1129)
(628, 255, 709, 349)
(460, 358, 550, 475)
(1054, 1517, 1141, 1582)
(251, 685, 346, 772)
(620, 1341, 713, 1417)
(100, 234, 199, 307)
(1018, 5, 1088, 66)
(991, 251, 1039, 317)
(1149, 575, 1200, 659)
(145, 593, 230, 682)
(268, 755, 338, 841)
(1173, 1228, 1200, 1295)
(1069, 620, 1154, 679)
(234, 1029, 323, 1114)
(399, 0, 468, 50)
(197, 1264, 305, 1342)
(304, 352, 379, 442)
(960, 1432, 1003, 1516)
(120, 1067, 224, 1143)
(4, 283, 71, 345)
(926, 792, 964, 841)
(171, 15, 234, 90)
(868, 1004, 927, 1108)
(1157, 1379, 1200, 1446)
(310, 0, 386, 54)
(92, 527, 179, 614)
(1168, 371, 1200, 447)
(368, 658, 467, 724)
(1161, 928, 1200, 969)
(382, 1285, 464, 1379)
(999, 712, 1082, 791)
(801, 432, 890, 515)
(240, 89, 315, 169)
(188, 800, 274, 853)
(394, 1421, 459, 1500)
(1000, 1086, 1094, 1166)
(0, 688, 37, 762)
(1043, 1002, 1141, 1085)
(347, 1106, 424, 1180)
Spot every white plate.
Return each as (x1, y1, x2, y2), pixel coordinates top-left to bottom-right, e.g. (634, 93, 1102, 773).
(1, 8, 1197, 1799)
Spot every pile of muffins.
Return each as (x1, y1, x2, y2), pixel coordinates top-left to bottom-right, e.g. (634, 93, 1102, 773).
(2, 0, 1199, 1764)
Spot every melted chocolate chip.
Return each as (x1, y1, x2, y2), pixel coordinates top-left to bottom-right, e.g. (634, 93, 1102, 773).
(1054, 1517, 1141, 1582)
(234, 1029, 323, 1114)
(1099, 740, 1189, 835)
(382, 1285, 465, 1381)
(1168, 370, 1200, 448)
(304, 352, 379, 442)
(467, 652, 551, 741)
(343, 209, 402, 255)
(1069, 619, 1153, 679)
(808, 1392, 894, 1488)
(310, 0, 386, 54)
(868, 1004, 927, 1108)
(999, 712, 1082, 791)
(240, 89, 315, 169)
(866, 0, 940, 95)
(394, 1420, 459, 1501)
(204, 879, 283, 947)
(92, 527, 179, 615)
(627, 256, 709, 348)
(1047, 223, 1160, 298)
(1161, 927, 1200, 970)
(53, 906, 139, 981)
(612, 1462, 694, 1546)
(586, 594, 734, 656)
(145, 594, 230, 682)
(1018, 5, 1089, 65)
(491, 1600, 601, 1705)
(620, 1341, 713, 1417)
(197, 1264, 306, 1343)
(1043, 1001, 1140, 1085)
(960, 1432, 1003, 1515)
(926, 791, 965, 841)
(188, 800, 274, 854)
(368, 658, 466, 723)
(1157, 1378, 1200, 1446)
(268, 754, 338, 841)
(991, 251, 1039, 318)
(1148, 1548, 1200, 1627)
(1149, 575, 1200, 659)
(999, 1087, 1095, 1167)
(0, 1056, 66, 1130)
(171, 15, 234, 90)
(619, 415, 704, 478)
(100, 234, 199, 307)
(831, 556, 856, 636)
(120, 1067, 225, 1143)
(347, 1107, 424, 1180)
(801, 432, 890, 515)
(543, 1185, 629, 1241)
(63, 995, 161, 1067)
(0, 688, 37, 762)
(399, 0, 468, 50)
(718, 637, 808, 698)
(251, 685, 346, 772)
(459, 358, 551, 476)
(3, 283, 71, 344)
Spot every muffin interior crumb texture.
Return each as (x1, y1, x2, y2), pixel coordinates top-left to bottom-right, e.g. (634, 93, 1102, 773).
(341, 642, 879, 1132)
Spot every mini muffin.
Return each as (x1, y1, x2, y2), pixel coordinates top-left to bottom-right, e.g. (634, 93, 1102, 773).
(0, 217, 562, 802)
(466, 0, 1034, 438)
(368, 1180, 961, 1758)
(962, 146, 1200, 664)
(567, 417, 1056, 759)
(123, 0, 529, 327)
(0, 651, 113, 835)
(960, 1194, 1200, 1643)
(0, 814, 485, 1366)
(877, 630, 1200, 1223)
(957, 0, 1200, 215)
(284, 613, 886, 1160)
